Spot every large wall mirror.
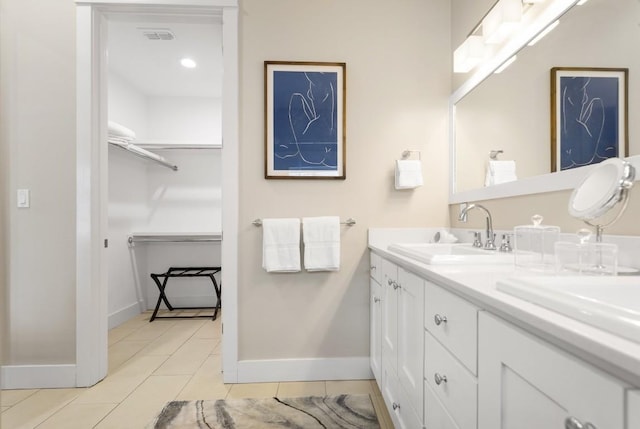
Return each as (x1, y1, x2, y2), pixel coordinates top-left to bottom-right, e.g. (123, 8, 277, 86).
(450, 0, 639, 203)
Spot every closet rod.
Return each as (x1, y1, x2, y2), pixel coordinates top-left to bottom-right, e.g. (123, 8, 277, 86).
(252, 218, 356, 227)
(109, 140, 178, 171)
(128, 235, 222, 244)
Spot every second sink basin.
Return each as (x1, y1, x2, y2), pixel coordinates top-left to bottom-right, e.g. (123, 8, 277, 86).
(388, 243, 514, 265)
(497, 276, 640, 343)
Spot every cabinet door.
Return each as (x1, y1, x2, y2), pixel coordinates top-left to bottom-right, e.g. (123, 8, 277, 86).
(397, 268, 424, 419)
(479, 312, 627, 429)
(628, 390, 640, 429)
(381, 259, 398, 371)
(370, 278, 383, 385)
(370, 252, 382, 285)
(382, 364, 422, 429)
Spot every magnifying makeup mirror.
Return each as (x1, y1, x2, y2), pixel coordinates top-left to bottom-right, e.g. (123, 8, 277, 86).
(568, 158, 636, 242)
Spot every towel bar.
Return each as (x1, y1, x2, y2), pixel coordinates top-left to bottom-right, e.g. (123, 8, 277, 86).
(252, 218, 356, 227)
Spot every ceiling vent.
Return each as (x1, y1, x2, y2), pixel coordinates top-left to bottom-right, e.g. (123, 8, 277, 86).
(139, 28, 175, 41)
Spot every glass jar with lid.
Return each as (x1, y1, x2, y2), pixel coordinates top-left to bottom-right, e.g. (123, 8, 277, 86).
(514, 214, 560, 272)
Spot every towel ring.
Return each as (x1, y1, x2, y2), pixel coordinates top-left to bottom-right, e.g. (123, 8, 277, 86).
(401, 150, 421, 160)
(489, 150, 504, 160)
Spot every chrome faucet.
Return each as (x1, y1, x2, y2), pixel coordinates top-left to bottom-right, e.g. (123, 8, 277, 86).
(458, 203, 496, 250)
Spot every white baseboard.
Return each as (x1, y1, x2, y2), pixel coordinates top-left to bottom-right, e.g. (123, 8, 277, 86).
(236, 357, 373, 383)
(1, 364, 77, 389)
(108, 301, 143, 329)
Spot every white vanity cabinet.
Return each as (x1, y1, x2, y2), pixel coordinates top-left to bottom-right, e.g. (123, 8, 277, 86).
(379, 257, 424, 429)
(369, 247, 639, 429)
(478, 312, 629, 429)
(370, 252, 383, 385)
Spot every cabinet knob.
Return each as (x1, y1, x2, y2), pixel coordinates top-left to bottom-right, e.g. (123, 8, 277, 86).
(434, 314, 448, 326)
(392, 402, 400, 411)
(434, 373, 448, 385)
(374, 296, 381, 303)
(565, 417, 596, 429)
(388, 278, 393, 286)
(370, 265, 377, 271)
(393, 282, 401, 290)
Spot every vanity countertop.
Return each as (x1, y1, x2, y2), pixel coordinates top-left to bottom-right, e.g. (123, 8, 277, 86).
(369, 228, 640, 386)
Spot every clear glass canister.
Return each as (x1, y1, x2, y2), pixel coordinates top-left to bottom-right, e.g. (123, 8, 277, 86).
(514, 214, 561, 272)
(554, 229, 618, 276)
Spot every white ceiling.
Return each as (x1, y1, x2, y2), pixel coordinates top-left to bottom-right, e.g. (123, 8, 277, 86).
(107, 15, 222, 98)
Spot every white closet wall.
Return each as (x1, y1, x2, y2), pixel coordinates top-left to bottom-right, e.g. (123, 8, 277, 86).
(147, 96, 221, 143)
(107, 69, 222, 327)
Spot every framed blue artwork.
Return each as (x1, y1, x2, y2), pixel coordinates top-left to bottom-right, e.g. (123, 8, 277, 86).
(264, 61, 346, 179)
(551, 67, 628, 172)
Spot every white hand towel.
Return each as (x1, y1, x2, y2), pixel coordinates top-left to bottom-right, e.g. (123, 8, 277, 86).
(108, 121, 136, 141)
(485, 160, 517, 186)
(262, 218, 301, 273)
(395, 159, 423, 190)
(302, 216, 340, 272)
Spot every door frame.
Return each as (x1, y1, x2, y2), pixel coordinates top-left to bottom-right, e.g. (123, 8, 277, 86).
(75, 0, 239, 386)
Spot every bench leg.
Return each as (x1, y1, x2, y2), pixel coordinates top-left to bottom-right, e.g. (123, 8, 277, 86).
(209, 274, 222, 321)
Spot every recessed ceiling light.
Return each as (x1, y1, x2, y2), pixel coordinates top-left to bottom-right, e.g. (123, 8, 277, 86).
(180, 58, 197, 69)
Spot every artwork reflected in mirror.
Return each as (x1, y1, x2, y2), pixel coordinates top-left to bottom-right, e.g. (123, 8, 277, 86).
(550, 67, 628, 172)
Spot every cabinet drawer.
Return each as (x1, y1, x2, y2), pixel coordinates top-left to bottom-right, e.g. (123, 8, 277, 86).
(424, 380, 462, 429)
(425, 330, 477, 429)
(424, 280, 479, 374)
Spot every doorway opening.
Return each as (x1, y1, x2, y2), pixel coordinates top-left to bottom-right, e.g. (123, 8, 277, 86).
(76, 2, 239, 387)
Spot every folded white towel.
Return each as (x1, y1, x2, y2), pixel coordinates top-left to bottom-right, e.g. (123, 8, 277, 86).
(262, 218, 301, 273)
(488, 160, 516, 173)
(485, 160, 517, 186)
(396, 159, 422, 189)
(302, 216, 340, 272)
(108, 121, 136, 141)
(395, 159, 423, 190)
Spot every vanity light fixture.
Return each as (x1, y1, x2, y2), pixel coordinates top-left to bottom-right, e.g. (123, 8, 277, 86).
(482, 0, 524, 45)
(527, 19, 559, 46)
(454, 35, 485, 73)
(180, 57, 197, 69)
(494, 55, 517, 73)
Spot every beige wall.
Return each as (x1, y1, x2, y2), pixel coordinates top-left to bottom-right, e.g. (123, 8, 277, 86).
(0, 0, 77, 364)
(238, 0, 451, 360)
(0, 0, 451, 370)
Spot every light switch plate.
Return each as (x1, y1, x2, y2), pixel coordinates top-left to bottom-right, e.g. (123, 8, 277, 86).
(17, 189, 30, 208)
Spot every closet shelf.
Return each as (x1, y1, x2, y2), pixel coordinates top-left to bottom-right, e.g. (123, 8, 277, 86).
(128, 231, 222, 245)
(134, 140, 222, 150)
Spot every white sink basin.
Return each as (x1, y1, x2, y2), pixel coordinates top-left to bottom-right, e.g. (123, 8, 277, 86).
(497, 276, 640, 343)
(388, 243, 514, 265)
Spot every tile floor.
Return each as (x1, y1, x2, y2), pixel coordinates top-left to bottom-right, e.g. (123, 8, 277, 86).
(1, 311, 393, 428)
